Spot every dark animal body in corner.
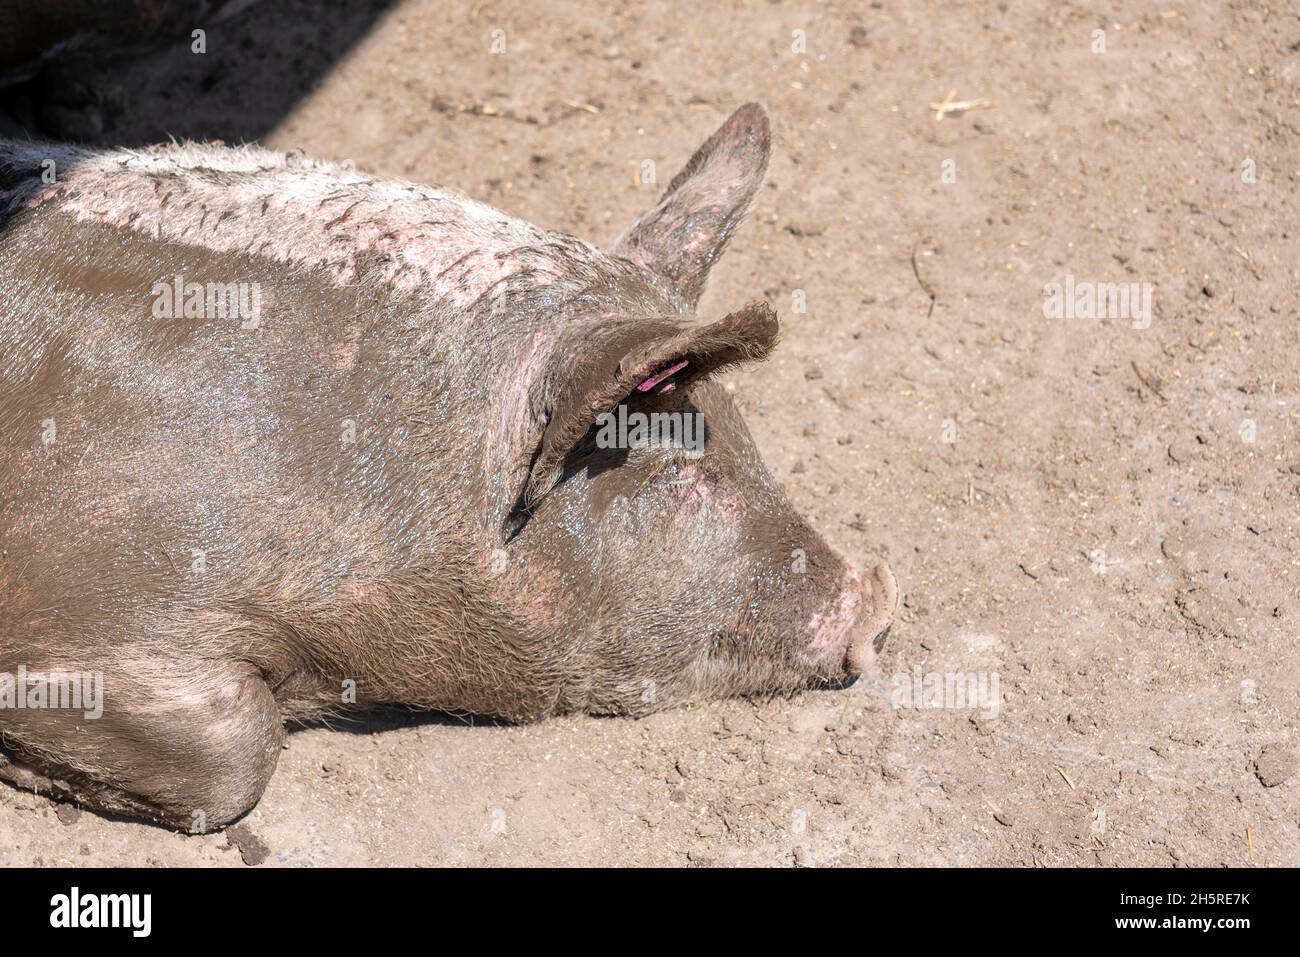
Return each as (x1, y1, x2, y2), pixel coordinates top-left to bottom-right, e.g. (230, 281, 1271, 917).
(0, 1, 259, 83)
(0, 1, 273, 141)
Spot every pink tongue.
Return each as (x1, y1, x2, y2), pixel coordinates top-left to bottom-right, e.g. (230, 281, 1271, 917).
(636, 358, 689, 393)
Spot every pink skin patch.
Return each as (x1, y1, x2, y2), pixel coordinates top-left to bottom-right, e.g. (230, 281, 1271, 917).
(636, 358, 688, 393)
(665, 470, 713, 505)
(806, 569, 864, 656)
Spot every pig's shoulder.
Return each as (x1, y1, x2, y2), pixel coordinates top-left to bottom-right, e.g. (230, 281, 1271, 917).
(0, 139, 606, 306)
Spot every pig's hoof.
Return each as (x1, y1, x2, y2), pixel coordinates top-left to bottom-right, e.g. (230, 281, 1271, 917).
(0, 658, 283, 831)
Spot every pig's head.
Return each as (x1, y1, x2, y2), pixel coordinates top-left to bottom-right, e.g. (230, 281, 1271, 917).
(484, 104, 897, 717)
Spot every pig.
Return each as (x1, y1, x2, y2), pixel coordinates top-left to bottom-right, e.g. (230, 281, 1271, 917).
(0, 103, 898, 830)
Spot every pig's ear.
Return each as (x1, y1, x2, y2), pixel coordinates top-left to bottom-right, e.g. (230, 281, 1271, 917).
(612, 103, 771, 308)
(508, 301, 779, 523)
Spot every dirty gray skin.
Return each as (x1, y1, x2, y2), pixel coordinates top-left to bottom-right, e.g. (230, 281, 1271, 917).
(0, 103, 898, 829)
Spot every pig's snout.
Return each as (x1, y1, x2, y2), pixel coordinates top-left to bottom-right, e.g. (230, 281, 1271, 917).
(807, 561, 899, 677)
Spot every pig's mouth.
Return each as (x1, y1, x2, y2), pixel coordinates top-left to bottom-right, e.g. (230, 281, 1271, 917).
(812, 673, 861, 691)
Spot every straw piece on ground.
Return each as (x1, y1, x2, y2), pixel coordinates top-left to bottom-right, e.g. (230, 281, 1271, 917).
(930, 88, 994, 120)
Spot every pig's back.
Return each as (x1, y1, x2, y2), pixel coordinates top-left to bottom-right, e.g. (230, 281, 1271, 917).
(0, 140, 539, 634)
(0, 138, 579, 301)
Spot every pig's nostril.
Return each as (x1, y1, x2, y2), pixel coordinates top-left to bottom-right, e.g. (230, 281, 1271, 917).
(805, 561, 900, 677)
(872, 623, 892, 655)
(843, 562, 899, 676)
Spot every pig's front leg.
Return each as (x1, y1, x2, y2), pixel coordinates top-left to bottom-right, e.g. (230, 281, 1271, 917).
(0, 654, 283, 832)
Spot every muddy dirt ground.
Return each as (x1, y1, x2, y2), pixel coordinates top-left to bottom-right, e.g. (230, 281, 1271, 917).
(1, 0, 1298, 866)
